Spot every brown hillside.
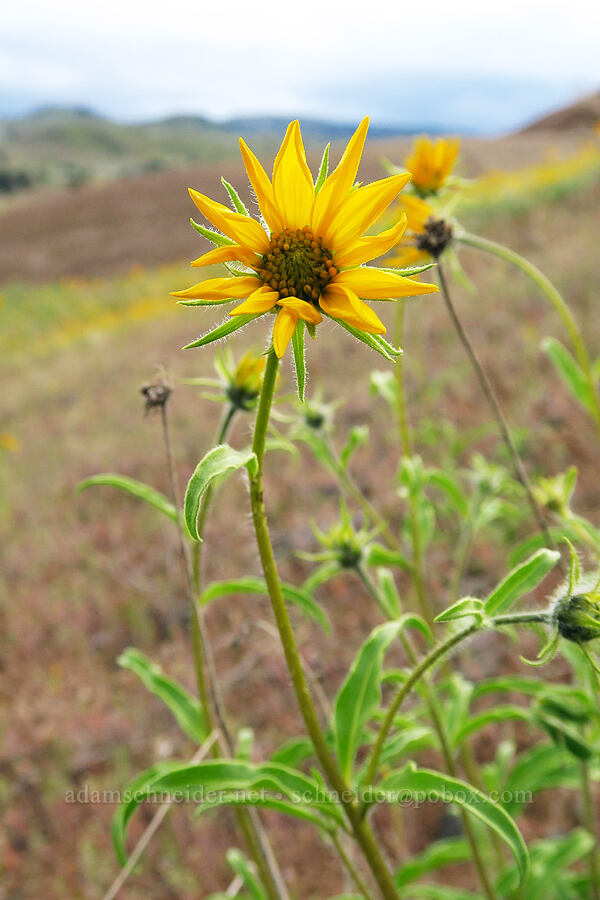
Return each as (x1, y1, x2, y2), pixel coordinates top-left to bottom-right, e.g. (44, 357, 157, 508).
(520, 89, 600, 133)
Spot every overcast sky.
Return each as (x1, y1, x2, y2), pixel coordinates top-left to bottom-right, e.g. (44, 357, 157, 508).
(2, 0, 598, 132)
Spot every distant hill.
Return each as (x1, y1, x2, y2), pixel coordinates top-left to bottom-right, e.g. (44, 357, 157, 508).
(520, 90, 600, 133)
(0, 106, 442, 196)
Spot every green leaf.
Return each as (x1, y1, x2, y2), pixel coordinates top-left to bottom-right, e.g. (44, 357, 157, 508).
(270, 736, 314, 767)
(323, 314, 402, 362)
(340, 425, 369, 469)
(435, 597, 484, 624)
(508, 525, 581, 566)
(225, 848, 266, 900)
(113, 759, 343, 862)
(533, 710, 592, 759)
(117, 648, 206, 742)
(377, 264, 436, 277)
(453, 706, 531, 746)
(380, 764, 529, 886)
(184, 445, 257, 541)
(376, 568, 402, 619)
(399, 887, 483, 900)
(365, 542, 413, 573)
(395, 837, 471, 887)
(76, 473, 177, 523)
(495, 829, 595, 900)
(334, 620, 407, 781)
(190, 218, 236, 246)
(221, 178, 250, 216)
(542, 337, 597, 414)
(199, 576, 330, 632)
(314, 143, 330, 195)
(177, 296, 241, 307)
(370, 370, 398, 406)
(484, 548, 560, 616)
(291, 320, 306, 402)
(502, 744, 577, 815)
(183, 314, 261, 350)
(427, 470, 469, 518)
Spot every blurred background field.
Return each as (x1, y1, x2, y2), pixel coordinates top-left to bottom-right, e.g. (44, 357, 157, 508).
(2, 88, 600, 897)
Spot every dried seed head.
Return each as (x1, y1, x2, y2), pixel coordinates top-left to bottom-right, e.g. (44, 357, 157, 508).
(415, 217, 453, 259)
(140, 369, 173, 414)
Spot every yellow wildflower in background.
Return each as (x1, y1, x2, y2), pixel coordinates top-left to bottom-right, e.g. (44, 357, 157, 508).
(0, 433, 20, 453)
(405, 136, 460, 194)
(389, 195, 453, 266)
(173, 118, 438, 357)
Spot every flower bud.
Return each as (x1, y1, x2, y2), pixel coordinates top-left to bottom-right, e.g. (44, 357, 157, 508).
(225, 351, 266, 411)
(553, 591, 600, 643)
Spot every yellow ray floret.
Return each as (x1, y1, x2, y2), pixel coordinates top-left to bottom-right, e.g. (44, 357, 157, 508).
(173, 118, 439, 357)
(405, 136, 460, 193)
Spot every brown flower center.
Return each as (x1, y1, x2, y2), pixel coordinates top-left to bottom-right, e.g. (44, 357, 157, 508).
(256, 227, 336, 304)
(415, 216, 453, 259)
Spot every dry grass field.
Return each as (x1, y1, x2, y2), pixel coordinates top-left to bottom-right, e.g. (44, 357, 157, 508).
(1, 123, 599, 899)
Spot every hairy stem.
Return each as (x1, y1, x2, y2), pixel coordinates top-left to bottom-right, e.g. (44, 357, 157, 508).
(249, 348, 401, 900)
(437, 261, 557, 557)
(160, 402, 287, 900)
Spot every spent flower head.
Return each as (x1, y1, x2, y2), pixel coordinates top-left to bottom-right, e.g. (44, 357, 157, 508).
(389, 195, 453, 267)
(171, 118, 438, 369)
(404, 136, 460, 195)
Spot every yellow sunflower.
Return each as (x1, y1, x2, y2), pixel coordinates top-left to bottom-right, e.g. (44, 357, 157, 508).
(405, 136, 460, 195)
(172, 118, 438, 359)
(389, 195, 453, 267)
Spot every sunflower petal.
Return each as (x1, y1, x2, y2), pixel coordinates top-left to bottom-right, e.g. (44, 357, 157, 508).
(311, 117, 369, 236)
(272, 121, 314, 229)
(320, 284, 386, 334)
(191, 245, 259, 268)
(324, 173, 411, 247)
(272, 307, 298, 357)
(334, 268, 438, 299)
(188, 188, 269, 252)
(239, 138, 284, 232)
(171, 275, 260, 301)
(229, 286, 279, 316)
(277, 297, 323, 324)
(334, 215, 407, 267)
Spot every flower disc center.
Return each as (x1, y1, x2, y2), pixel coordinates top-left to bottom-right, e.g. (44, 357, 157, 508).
(257, 227, 336, 303)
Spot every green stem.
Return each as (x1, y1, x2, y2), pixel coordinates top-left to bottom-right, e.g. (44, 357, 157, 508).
(249, 349, 401, 900)
(458, 231, 600, 437)
(437, 261, 557, 558)
(331, 830, 377, 900)
(160, 402, 287, 900)
(362, 609, 550, 790)
(393, 301, 431, 626)
(580, 760, 600, 900)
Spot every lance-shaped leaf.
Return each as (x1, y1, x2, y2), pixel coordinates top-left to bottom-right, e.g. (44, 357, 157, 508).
(484, 548, 560, 616)
(184, 314, 260, 350)
(291, 319, 306, 402)
(323, 313, 402, 363)
(190, 218, 236, 246)
(435, 597, 484, 624)
(184, 444, 257, 541)
(113, 759, 343, 863)
(334, 619, 415, 781)
(394, 837, 471, 888)
(542, 336, 597, 415)
(225, 849, 266, 900)
(199, 576, 330, 632)
(221, 178, 250, 216)
(380, 764, 529, 886)
(314, 143, 330, 195)
(118, 648, 206, 743)
(76, 474, 177, 523)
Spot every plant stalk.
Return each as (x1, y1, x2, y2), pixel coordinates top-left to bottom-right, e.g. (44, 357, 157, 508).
(248, 348, 401, 900)
(436, 261, 557, 558)
(159, 402, 288, 900)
